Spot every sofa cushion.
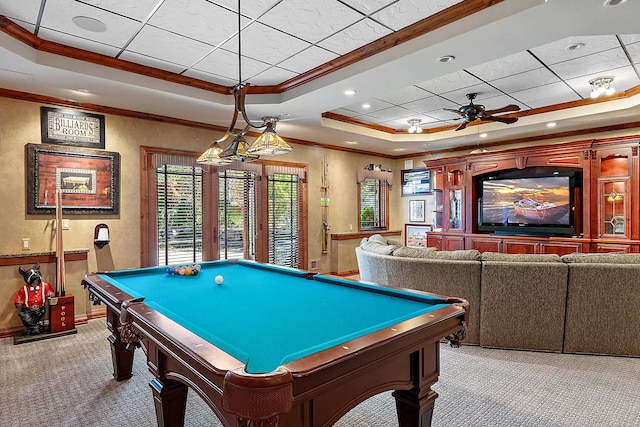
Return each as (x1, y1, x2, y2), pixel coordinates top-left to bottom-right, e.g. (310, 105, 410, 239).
(392, 246, 437, 258)
(561, 252, 640, 264)
(360, 239, 398, 255)
(481, 252, 561, 263)
(368, 234, 388, 245)
(429, 249, 481, 261)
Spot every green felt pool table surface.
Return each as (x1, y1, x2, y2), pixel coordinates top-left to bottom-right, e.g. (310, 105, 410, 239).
(98, 260, 449, 374)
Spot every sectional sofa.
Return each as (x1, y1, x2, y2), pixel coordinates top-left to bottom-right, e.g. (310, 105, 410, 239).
(356, 234, 640, 357)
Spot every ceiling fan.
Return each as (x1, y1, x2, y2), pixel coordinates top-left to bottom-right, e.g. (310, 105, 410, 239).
(444, 93, 520, 131)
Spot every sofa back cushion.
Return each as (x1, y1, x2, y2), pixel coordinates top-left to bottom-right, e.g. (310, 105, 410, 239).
(430, 249, 481, 261)
(481, 252, 562, 263)
(392, 246, 437, 258)
(561, 252, 640, 264)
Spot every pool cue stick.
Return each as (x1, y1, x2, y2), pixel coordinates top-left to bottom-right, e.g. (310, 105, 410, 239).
(56, 190, 66, 297)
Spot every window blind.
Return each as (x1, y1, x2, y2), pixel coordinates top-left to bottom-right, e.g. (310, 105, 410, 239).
(359, 178, 388, 230)
(218, 169, 257, 261)
(267, 173, 300, 268)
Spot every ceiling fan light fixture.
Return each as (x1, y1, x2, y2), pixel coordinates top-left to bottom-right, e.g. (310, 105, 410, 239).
(407, 119, 422, 134)
(589, 76, 615, 98)
(247, 118, 292, 156)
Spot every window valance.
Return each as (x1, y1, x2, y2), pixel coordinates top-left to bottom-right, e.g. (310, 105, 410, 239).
(356, 169, 393, 185)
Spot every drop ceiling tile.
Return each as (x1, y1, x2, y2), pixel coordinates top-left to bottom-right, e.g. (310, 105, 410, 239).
(466, 51, 541, 82)
(480, 94, 526, 112)
(415, 70, 482, 94)
(278, 46, 338, 74)
(401, 95, 457, 115)
(223, 22, 311, 65)
(376, 85, 430, 105)
(125, 25, 214, 67)
(624, 40, 640, 65)
(340, 0, 397, 15)
(565, 65, 640, 99)
(119, 51, 188, 74)
(318, 18, 392, 55)
(149, 0, 238, 46)
(194, 48, 271, 82)
(38, 28, 121, 56)
(619, 34, 640, 45)
(39, 0, 143, 47)
(490, 68, 561, 93)
(81, 0, 160, 21)
(510, 82, 579, 109)
(371, 0, 462, 31)
(0, 0, 42, 25)
(258, 0, 364, 44)
(207, 0, 280, 19)
(366, 105, 414, 121)
(249, 66, 298, 85)
(183, 68, 237, 86)
(530, 35, 621, 65)
(342, 98, 394, 114)
(548, 47, 632, 80)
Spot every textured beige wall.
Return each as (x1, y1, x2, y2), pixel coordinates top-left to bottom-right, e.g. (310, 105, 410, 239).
(0, 96, 405, 331)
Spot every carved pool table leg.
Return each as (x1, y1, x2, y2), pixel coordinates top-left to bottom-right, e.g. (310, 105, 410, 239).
(150, 378, 188, 427)
(392, 388, 438, 427)
(106, 307, 135, 381)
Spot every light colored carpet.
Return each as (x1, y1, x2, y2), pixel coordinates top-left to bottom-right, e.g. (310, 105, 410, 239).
(1, 319, 639, 427)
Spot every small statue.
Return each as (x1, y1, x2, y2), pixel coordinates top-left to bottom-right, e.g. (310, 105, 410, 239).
(14, 264, 55, 335)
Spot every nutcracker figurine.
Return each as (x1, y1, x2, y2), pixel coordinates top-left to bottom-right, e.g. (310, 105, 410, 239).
(14, 264, 55, 335)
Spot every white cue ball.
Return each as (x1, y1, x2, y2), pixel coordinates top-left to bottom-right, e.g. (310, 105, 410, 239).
(215, 275, 224, 285)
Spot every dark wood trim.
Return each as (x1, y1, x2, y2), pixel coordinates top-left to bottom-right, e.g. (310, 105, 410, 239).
(330, 230, 402, 241)
(0, 250, 89, 267)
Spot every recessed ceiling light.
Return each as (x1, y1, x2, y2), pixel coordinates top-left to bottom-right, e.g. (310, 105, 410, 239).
(565, 42, 585, 51)
(72, 16, 107, 32)
(603, 0, 628, 7)
(74, 88, 91, 94)
(344, 89, 356, 96)
(392, 148, 407, 152)
(547, 122, 557, 128)
(479, 133, 488, 138)
(345, 141, 358, 145)
(280, 112, 290, 117)
(437, 55, 455, 63)
(361, 103, 370, 109)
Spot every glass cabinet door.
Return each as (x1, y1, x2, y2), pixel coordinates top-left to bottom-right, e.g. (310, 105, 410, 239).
(602, 180, 627, 236)
(449, 188, 463, 230)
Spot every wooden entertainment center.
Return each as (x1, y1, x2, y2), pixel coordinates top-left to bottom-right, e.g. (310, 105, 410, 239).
(424, 136, 640, 254)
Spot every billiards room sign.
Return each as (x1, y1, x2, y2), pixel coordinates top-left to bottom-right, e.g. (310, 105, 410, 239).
(40, 106, 106, 149)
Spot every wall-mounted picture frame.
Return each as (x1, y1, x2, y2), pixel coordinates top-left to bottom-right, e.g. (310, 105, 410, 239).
(40, 106, 106, 149)
(409, 199, 426, 222)
(404, 224, 433, 248)
(401, 168, 431, 196)
(26, 143, 120, 215)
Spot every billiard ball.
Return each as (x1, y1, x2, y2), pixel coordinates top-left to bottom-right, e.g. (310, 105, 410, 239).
(215, 275, 224, 285)
(167, 267, 174, 275)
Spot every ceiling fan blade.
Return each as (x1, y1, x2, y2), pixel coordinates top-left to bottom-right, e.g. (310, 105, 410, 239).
(455, 120, 469, 131)
(484, 104, 521, 115)
(482, 115, 519, 124)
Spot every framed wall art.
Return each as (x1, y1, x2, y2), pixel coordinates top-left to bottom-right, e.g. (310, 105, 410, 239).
(409, 199, 426, 222)
(40, 106, 106, 149)
(404, 224, 433, 248)
(401, 168, 431, 196)
(26, 143, 120, 215)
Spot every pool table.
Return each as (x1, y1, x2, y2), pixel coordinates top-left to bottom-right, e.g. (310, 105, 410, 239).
(82, 259, 467, 427)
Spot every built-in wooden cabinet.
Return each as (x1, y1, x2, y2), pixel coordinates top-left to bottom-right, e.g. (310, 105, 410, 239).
(424, 137, 640, 254)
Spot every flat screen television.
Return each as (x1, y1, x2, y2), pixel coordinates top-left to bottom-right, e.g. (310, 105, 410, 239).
(476, 167, 580, 236)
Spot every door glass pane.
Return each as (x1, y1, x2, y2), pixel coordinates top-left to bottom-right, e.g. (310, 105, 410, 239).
(603, 181, 625, 235)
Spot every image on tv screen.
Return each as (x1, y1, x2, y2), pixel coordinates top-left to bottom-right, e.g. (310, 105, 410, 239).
(482, 176, 570, 225)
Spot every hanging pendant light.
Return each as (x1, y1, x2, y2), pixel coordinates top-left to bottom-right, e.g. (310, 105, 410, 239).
(197, 140, 231, 165)
(197, 0, 291, 165)
(247, 117, 292, 155)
